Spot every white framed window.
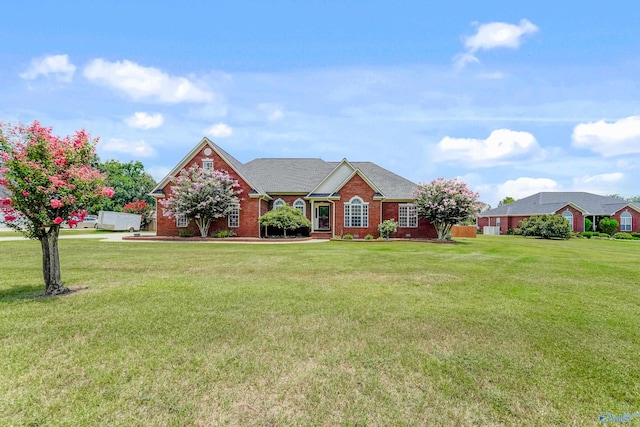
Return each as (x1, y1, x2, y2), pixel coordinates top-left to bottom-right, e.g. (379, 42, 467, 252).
(620, 211, 632, 231)
(176, 214, 188, 227)
(344, 196, 368, 228)
(273, 198, 286, 209)
(202, 159, 213, 170)
(228, 203, 239, 228)
(562, 211, 574, 230)
(293, 198, 306, 216)
(398, 204, 418, 228)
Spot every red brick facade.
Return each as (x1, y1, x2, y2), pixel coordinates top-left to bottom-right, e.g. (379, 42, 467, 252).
(156, 146, 260, 237)
(382, 203, 437, 239)
(477, 205, 640, 234)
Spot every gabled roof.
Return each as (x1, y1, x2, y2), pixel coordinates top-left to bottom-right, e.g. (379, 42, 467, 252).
(151, 138, 268, 197)
(480, 192, 640, 217)
(152, 140, 420, 201)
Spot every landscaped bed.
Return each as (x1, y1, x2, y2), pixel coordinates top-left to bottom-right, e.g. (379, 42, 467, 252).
(1, 235, 638, 425)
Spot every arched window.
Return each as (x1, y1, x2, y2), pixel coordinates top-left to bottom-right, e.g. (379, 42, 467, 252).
(293, 198, 306, 216)
(344, 196, 368, 227)
(273, 198, 285, 210)
(620, 211, 632, 231)
(562, 211, 574, 230)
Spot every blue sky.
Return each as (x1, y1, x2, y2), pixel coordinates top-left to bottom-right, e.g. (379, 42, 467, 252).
(3, 1, 640, 206)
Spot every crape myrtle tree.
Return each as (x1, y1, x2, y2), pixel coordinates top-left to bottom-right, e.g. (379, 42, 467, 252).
(258, 204, 311, 237)
(122, 199, 153, 230)
(412, 177, 480, 240)
(159, 165, 241, 237)
(0, 121, 114, 295)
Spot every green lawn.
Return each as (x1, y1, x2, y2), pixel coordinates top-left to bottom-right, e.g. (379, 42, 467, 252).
(1, 236, 638, 426)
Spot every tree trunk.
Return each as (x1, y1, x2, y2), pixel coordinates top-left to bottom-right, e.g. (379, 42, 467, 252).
(40, 227, 68, 296)
(435, 222, 452, 240)
(195, 218, 211, 237)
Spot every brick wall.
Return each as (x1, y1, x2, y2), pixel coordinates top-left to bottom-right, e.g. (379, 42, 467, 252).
(382, 203, 436, 238)
(156, 145, 260, 237)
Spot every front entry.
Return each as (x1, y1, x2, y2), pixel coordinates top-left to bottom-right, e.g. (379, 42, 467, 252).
(314, 204, 331, 231)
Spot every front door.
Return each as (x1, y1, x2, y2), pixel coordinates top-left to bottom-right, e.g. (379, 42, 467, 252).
(315, 205, 330, 231)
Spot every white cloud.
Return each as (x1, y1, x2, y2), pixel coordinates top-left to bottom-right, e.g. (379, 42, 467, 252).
(258, 103, 284, 121)
(205, 123, 233, 138)
(83, 59, 213, 103)
(455, 19, 538, 69)
(572, 173, 624, 194)
(125, 112, 164, 129)
(572, 116, 640, 156)
(465, 19, 539, 52)
(20, 54, 76, 82)
(497, 177, 560, 201)
(100, 138, 156, 158)
(435, 129, 543, 167)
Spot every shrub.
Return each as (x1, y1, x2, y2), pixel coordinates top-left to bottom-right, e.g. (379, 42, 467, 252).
(581, 231, 596, 239)
(598, 217, 619, 236)
(517, 214, 570, 239)
(584, 218, 593, 232)
(378, 219, 398, 239)
(342, 234, 353, 240)
(178, 230, 194, 238)
(613, 232, 633, 240)
(211, 229, 236, 238)
(259, 204, 311, 237)
(631, 232, 640, 239)
(364, 234, 374, 240)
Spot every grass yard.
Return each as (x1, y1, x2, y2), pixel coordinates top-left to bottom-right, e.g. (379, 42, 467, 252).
(0, 236, 638, 426)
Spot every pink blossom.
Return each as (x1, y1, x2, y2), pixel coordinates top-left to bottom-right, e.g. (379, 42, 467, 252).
(100, 187, 115, 198)
(5, 215, 16, 222)
(50, 199, 64, 209)
(22, 190, 30, 196)
(53, 217, 63, 224)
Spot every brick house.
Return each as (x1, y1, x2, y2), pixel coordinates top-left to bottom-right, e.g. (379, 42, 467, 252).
(477, 192, 640, 234)
(151, 138, 437, 238)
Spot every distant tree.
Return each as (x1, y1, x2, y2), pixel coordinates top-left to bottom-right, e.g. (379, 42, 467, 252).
(498, 196, 515, 206)
(159, 165, 241, 237)
(516, 214, 570, 239)
(412, 177, 480, 240)
(0, 121, 114, 295)
(598, 217, 619, 236)
(259, 204, 311, 237)
(93, 159, 156, 213)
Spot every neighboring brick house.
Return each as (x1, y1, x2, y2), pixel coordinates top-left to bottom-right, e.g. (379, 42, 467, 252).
(477, 192, 640, 234)
(151, 138, 437, 238)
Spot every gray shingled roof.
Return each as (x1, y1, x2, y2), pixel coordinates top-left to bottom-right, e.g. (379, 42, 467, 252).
(240, 158, 418, 199)
(243, 158, 335, 193)
(480, 192, 640, 216)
